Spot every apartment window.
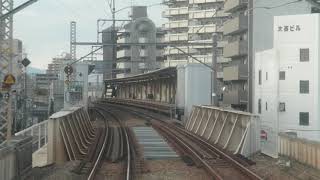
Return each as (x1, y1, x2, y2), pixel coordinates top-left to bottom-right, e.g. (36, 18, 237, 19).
(258, 99, 262, 114)
(266, 102, 268, 111)
(266, 72, 268, 81)
(259, 70, 262, 85)
(300, 48, 309, 62)
(300, 80, 309, 94)
(299, 112, 309, 126)
(279, 71, 286, 80)
(279, 102, 286, 112)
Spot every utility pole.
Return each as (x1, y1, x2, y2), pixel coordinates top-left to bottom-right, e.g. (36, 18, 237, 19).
(212, 33, 218, 106)
(0, 0, 14, 144)
(70, 21, 77, 61)
(111, 0, 116, 79)
(0, 0, 40, 144)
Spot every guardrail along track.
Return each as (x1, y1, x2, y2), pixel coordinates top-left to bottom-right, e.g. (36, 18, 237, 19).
(71, 108, 109, 180)
(99, 101, 262, 180)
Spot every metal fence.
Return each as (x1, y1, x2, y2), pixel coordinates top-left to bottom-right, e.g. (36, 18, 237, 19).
(15, 120, 48, 153)
(279, 132, 320, 170)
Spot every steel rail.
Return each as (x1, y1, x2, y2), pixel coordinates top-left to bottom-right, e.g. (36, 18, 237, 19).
(94, 106, 132, 180)
(153, 122, 224, 179)
(156, 120, 263, 180)
(99, 102, 262, 180)
(87, 108, 109, 180)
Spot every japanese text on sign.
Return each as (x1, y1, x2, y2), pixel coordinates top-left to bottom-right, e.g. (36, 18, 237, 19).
(277, 25, 301, 32)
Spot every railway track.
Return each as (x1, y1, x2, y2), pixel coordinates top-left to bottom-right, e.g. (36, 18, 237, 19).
(91, 105, 137, 180)
(99, 101, 263, 180)
(73, 106, 136, 180)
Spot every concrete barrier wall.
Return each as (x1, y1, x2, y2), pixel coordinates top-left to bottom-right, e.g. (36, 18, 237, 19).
(0, 136, 33, 180)
(279, 133, 320, 169)
(48, 106, 94, 164)
(185, 105, 260, 157)
(0, 145, 16, 180)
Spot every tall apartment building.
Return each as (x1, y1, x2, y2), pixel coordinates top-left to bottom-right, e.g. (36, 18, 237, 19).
(102, 6, 165, 79)
(163, 0, 228, 67)
(218, 0, 320, 112)
(46, 53, 72, 75)
(221, 0, 251, 111)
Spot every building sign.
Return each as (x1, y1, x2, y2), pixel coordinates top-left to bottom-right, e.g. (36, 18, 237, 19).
(278, 25, 301, 32)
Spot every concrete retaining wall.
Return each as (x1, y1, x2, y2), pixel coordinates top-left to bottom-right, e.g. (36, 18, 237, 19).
(48, 106, 94, 164)
(0, 136, 32, 180)
(185, 105, 260, 157)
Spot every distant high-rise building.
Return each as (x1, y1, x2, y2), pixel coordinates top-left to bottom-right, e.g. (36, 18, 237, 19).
(102, 6, 165, 79)
(162, 0, 228, 67)
(46, 53, 71, 75)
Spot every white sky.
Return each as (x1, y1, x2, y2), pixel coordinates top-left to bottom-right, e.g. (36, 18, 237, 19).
(13, 0, 165, 69)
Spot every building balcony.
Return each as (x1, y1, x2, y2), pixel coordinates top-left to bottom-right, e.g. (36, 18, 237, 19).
(164, 59, 188, 67)
(223, 40, 248, 58)
(157, 37, 165, 43)
(189, 54, 212, 63)
(189, 0, 225, 4)
(139, 37, 148, 43)
(165, 33, 188, 42)
(163, 7, 188, 18)
(165, 47, 196, 55)
(163, 0, 188, 5)
(117, 49, 131, 59)
(189, 9, 228, 19)
(223, 89, 247, 105)
(157, 50, 165, 57)
(224, 0, 248, 13)
(117, 37, 130, 44)
(140, 50, 148, 57)
(223, 14, 248, 35)
(189, 24, 221, 34)
(163, 20, 188, 29)
(217, 71, 224, 79)
(223, 64, 248, 81)
(217, 56, 231, 63)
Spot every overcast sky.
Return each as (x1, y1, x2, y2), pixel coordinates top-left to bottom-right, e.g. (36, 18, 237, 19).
(13, 0, 165, 69)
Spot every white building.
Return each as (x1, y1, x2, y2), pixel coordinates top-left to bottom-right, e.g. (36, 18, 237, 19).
(255, 14, 320, 157)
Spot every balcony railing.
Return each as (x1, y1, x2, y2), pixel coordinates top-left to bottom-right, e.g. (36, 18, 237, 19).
(163, 7, 188, 17)
(224, 40, 248, 58)
(189, 0, 225, 4)
(163, 20, 188, 29)
(189, 9, 228, 19)
(223, 89, 248, 105)
(223, 14, 248, 35)
(224, 0, 248, 13)
(117, 49, 131, 59)
(189, 24, 220, 34)
(165, 33, 188, 42)
(223, 64, 248, 81)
